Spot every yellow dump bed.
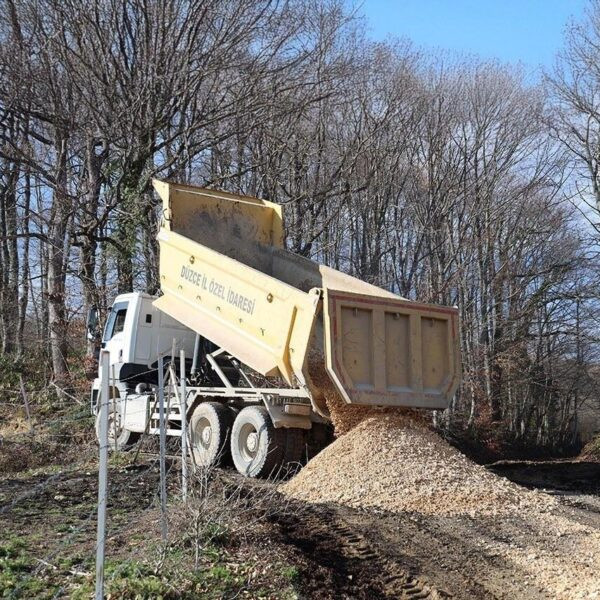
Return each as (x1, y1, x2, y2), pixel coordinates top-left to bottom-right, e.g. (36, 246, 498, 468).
(152, 180, 460, 414)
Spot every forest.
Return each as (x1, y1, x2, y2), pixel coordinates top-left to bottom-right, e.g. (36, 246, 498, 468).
(1, 0, 600, 453)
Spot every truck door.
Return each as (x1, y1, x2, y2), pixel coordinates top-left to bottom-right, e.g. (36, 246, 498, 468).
(102, 300, 129, 367)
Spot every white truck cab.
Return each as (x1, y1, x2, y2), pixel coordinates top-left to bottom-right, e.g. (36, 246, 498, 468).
(89, 292, 196, 411)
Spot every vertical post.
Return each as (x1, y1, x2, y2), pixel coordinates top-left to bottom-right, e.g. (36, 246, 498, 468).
(191, 333, 200, 376)
(18, 374, 32, 434)
(168, 339, 176, 416)
(110, 365, 118, 452)
(95, 350, 110, 600)
(179, 350, 188, 503)
(157, 354, 168, 542)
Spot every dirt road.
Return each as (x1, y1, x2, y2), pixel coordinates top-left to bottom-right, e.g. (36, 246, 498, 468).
(282, 492, 600, 599)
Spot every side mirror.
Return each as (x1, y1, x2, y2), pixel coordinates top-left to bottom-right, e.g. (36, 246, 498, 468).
(86, 305, 100, 341)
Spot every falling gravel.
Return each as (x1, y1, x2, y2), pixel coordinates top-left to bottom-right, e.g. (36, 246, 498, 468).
(323, 391, 427, 437)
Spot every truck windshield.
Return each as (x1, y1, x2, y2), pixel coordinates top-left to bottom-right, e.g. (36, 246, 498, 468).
(103, 301, 129, 342)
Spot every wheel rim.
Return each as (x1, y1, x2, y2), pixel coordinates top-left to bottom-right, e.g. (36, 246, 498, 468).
(194, 416, 213, 451)
(238, 422, 259, 463)
(107, 411, 122, 442)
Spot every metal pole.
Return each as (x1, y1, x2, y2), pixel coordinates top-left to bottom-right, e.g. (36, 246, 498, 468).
(168, 338, 176, 416)
(111, 365, 117, 452)
(179, 350, 188, 503)
(157, 354, 168, 542)
(95, 350, 110, 600)
(191, 333, 200, 376)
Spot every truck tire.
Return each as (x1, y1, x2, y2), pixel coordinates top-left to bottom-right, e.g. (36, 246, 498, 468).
(283, 428, 306, 471)
(230, 406, 285, 478)
(306, 422, 334, 460)
(190, 402, 233, 468)
(95, 401, 140, 451)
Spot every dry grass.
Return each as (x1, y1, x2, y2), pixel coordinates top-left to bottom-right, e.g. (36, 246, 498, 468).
(171, 461, 303, 568)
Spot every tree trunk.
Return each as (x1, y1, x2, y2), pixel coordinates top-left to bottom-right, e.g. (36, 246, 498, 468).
(143, 199, 160, 294)
(80, 137, 105, 361)
(0, 158, 20, 355)
(17, 168, 31, 357)
(47, 130, 71, 388)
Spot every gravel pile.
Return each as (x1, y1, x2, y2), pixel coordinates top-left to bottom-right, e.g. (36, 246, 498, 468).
(579, 434, 600, 461)
(283, 408, 600, 599)
(282, 413, 554, 516)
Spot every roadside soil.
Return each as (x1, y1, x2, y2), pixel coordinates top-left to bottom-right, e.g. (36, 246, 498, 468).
(1, 456, 599, 599)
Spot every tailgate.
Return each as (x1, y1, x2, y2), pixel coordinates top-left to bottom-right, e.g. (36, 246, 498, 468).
(323, 288, 460, 408)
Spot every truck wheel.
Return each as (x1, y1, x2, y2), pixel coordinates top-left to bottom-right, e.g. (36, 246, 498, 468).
(306, 422, 334, 460)
(95, 402, 139, 451)
(231, 406, 285, 478)
(190, 402, 232, 468)
(283, 428, 306, 470)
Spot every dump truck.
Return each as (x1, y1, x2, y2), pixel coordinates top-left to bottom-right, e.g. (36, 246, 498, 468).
(88, 180, 461, 477)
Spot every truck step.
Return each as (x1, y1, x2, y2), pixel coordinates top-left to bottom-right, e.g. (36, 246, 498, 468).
(148, 427, 182, 437)
(151, 413, 182, 421)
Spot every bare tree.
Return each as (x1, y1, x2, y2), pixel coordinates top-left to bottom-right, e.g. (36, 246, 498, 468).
(0, 0, 596, 451)
(547, 0, 600, 231)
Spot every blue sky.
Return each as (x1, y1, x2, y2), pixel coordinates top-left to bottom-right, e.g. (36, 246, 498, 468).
(360, 0, 588, 72)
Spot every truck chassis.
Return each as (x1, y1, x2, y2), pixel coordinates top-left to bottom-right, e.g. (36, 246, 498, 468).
(95, 343, 329, 478)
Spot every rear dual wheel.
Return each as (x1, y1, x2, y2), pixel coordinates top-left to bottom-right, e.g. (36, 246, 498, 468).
(189, 402, 233, 468)
(230, 406, 285, 478)
(189, 403, 307, 478)
(231, 406, 306, 478)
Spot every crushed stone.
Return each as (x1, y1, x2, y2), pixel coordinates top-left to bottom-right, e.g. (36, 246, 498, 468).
(283, 414, 553, 517)
(282, 412, 600, 599)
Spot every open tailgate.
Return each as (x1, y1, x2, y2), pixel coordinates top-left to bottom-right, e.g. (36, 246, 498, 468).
(323, 289, 461, 408)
